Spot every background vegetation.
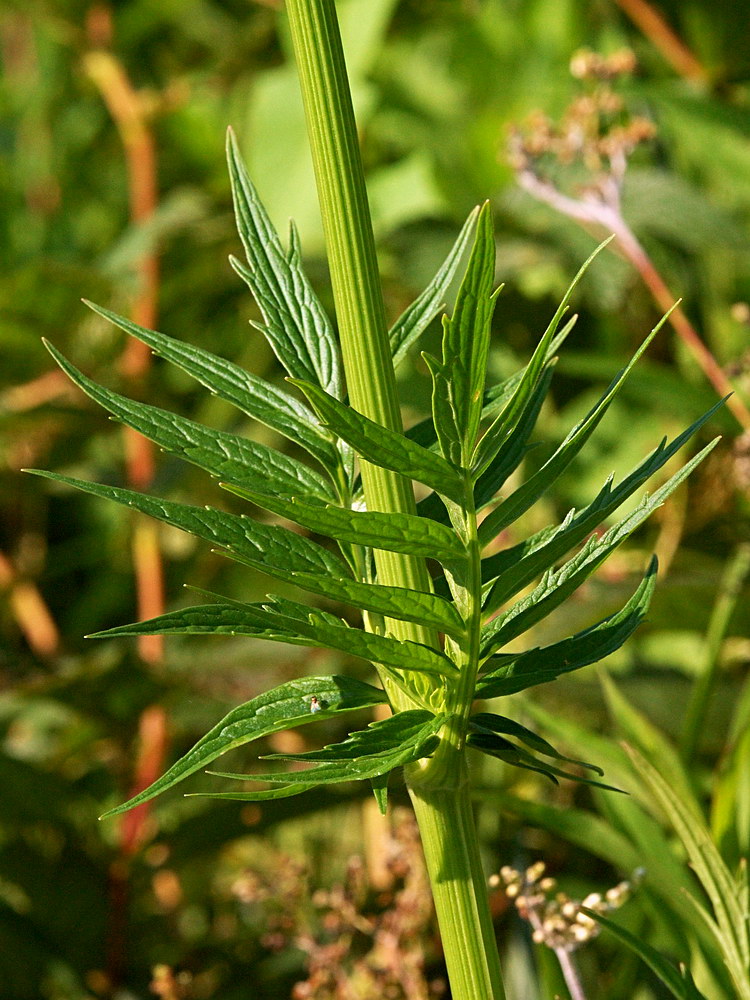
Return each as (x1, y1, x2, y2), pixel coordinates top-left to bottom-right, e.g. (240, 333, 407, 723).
(1, 1, 749, 997)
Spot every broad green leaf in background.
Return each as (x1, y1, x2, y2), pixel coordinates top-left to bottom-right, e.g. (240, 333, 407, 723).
(99, 674, 386, 818)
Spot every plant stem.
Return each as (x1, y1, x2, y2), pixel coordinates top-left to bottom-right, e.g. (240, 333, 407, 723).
(284, 2, 506, 996)
(410, 755, 506, 1000)
(284, 0, 433, 710)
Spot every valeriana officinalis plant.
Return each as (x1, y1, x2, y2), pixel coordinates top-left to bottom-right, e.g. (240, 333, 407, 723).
(28, 1, 723, 998)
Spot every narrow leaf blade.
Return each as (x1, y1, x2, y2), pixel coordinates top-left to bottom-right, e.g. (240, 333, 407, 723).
(99, 675, 386, 817)
(227, 129, 341, 398)
(84, 300, 337, 468)
(389, 207, 479, 367)
(45, 342, 334, 501)
(291, 379, 465, 502)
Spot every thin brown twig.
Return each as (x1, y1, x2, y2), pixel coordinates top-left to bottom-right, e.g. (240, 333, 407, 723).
(0, 550, 60, 656)
(83, 11, 164, 663)
(517, 168, 750, 431)
(611, 0, 708, 83)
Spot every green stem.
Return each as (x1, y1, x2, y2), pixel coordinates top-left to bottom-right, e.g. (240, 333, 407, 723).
(410, 755, 506, 999)
(284, 2, 506, 997)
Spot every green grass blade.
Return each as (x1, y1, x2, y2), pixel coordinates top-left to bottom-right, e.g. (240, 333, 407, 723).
(584, 909, 707, 1000)
(45, 341, 334, 502)
(389, 207, 479, 368)
(626, 744, 750, 998)
(227, 128, 342, 398)
(84, 300, 337, 469)
(88, 601, 459, 678)
(476, 559, 656, 697)
(98, 674, 385, 818)
(291, 379, 465, 501)
(224, 483, 466, 566)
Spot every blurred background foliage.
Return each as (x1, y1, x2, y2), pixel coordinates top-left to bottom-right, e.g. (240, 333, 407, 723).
(1, 1, 749, 998)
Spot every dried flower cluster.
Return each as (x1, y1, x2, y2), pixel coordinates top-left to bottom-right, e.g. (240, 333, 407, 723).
(223, 808, 443, 1000)
(293, 809, 443, 1000)
(489, 861, 633, 952)
(508, 48, 655, 214)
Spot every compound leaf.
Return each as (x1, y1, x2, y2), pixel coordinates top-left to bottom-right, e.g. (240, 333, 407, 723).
(84, 300, 337, 469)
(88, 601, 459, 679)
(45, 341, 333, 502)
(99, 674, 385, 818)
(476, 559, 657, 698)
(224, 484, 466, 566)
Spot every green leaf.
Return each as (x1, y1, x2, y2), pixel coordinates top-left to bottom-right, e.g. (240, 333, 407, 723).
(371, 772, 389, 815)
(481, 439, 717, 654)
(287, 570, 465, 638)
(389, 207, 479, 368)
(440, 202, 497, 457)
(223, 483, 466, 566)
(471, 239, 612, 478)
(27, 471, 348, 583)
(423, 350, 463, 467)
(473, 363, 554, 510)
(626, 744, 750, 999)
(467, 728, 622, 791)
(227, 128, 342, 398)
(84, 300, 337, 469)
(88, 600, 459, 679)
(478, 306, 680, 548)
(45, 341, 334, 502)
(469, 713, 604, 774)
(290, 378, 466, 502)
(99, 674, 386, 818)
(206, 710, 448, 790)
(262, 709, 441, 760)
(476, 560, 656, 698)
(481, 400, 724, 609)
(583, 909, 707, 1000)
